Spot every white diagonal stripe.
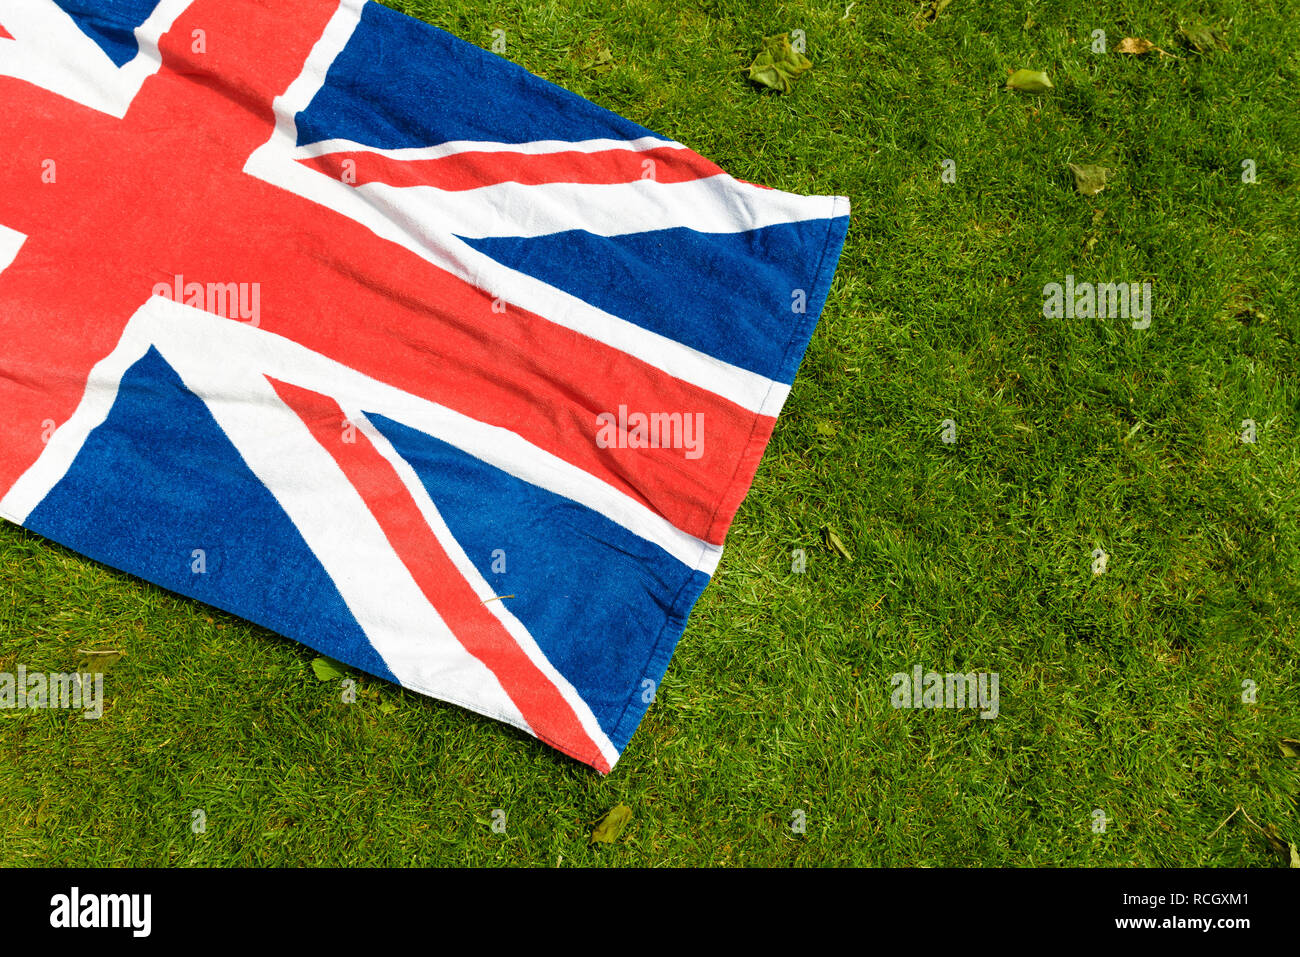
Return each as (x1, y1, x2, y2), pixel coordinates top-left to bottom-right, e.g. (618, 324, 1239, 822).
(292, 134, 685, 163)
(0, 297, 533, 730)
(0, 0, 192, 118)
(0, 300, 151, 524)
(0, 223, 26, 275)
(155, 328, 531, 732)
(350, 176, 841, 241)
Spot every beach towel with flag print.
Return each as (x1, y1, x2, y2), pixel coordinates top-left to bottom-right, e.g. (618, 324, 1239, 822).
(0, 0, 850, 771)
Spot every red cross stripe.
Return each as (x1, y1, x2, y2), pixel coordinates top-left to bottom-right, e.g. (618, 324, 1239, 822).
(0, 0, 775, 552)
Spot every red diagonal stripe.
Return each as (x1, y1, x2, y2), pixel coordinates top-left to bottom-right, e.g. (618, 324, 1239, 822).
(298, 145, 726, 191)
(0, 24, 12, 40)
(269, 377, 611, 773)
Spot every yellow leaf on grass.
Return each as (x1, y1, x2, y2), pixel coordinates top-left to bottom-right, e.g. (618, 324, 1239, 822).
(1068, 162, 1112, 196)
(1006, 68, 1053, 92)
(1116, 37, 1153, 54)
(747, 34, 812, 94)
(1116, 36, 1174, 57)
(591, 804, 633, 844)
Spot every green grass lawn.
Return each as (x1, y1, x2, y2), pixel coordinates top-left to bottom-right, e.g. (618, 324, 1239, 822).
(2, 0, 1297, 866)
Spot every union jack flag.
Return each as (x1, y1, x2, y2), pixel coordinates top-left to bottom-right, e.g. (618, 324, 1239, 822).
(0, 0, 849, 770)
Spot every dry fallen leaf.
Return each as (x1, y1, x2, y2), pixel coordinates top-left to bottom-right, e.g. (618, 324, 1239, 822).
(1117, 37, 1153, 54)
(591, 804, 633, 844)
(311, 656, 348, 681)
(747, 34, 813, 94)
(1006, 68, 1053, 93)
(76, 649, 124, 675)
(1068, 162, 1112, 196)
(821, 525, 853, 561)
(1180, 22, 1229, 54)
(1116, 36, 1175, 57)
